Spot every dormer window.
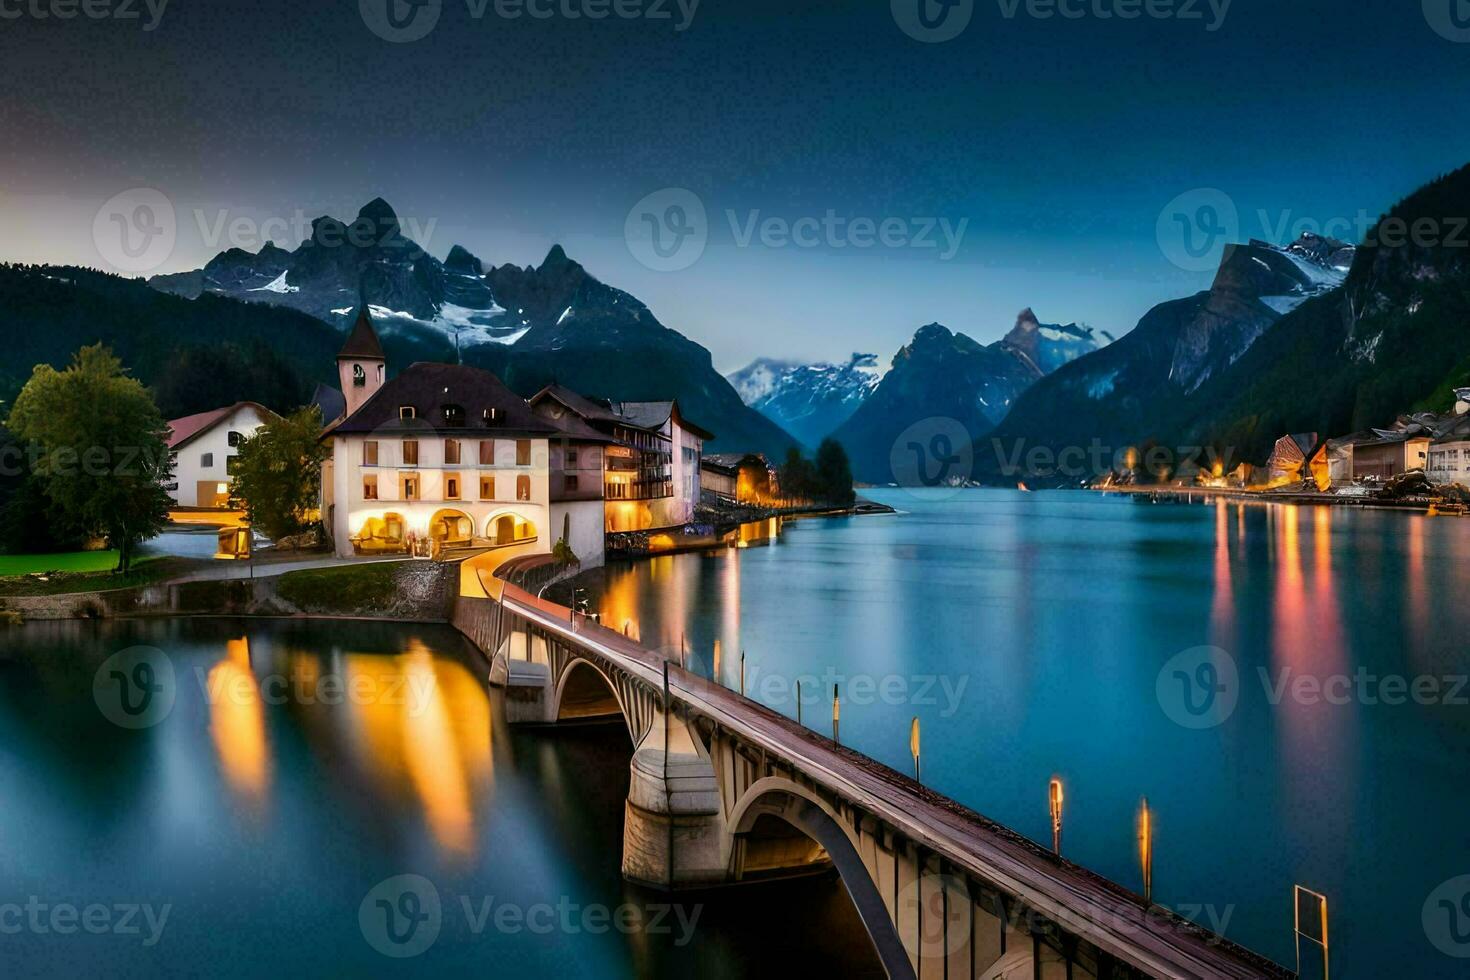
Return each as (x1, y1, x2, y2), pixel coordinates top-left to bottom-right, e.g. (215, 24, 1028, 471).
(442, 404, 465, 427)
(353, 364, 366, 388)
(484, 407, 500, 424)
(227, 431, 244, 448)
(399, 406, 416, 420)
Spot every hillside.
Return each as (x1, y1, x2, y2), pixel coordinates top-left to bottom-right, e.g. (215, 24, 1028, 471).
(0, 264, 343, 418)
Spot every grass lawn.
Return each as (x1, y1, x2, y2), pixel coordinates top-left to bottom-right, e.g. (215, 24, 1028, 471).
(276, 562, 405, 614)
(0, 551, 130, 576)
(0, 555, 209, 597)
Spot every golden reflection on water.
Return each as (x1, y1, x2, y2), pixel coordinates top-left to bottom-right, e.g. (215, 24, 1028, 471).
(206, 637, 270, 807)
(1210, 500, 1234, 648)
(342, 640, 492, 860)
(1270, 505, 1355, 849)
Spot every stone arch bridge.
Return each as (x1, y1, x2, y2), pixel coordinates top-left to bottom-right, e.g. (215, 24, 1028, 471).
(453, 582, 1288, 980)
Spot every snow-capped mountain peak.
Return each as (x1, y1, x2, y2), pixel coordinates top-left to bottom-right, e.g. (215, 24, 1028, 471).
(727, 353, 884, 447)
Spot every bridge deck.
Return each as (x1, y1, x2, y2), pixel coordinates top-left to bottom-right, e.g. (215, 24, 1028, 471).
(499, 587, 1290, 980)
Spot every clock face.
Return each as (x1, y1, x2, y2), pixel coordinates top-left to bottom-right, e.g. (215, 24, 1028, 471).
(550, 406, 565, 419)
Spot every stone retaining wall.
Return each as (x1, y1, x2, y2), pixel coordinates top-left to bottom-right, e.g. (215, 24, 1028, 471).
(0, 561, 457, 623)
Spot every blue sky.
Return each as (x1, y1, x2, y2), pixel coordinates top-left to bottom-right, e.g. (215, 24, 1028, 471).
(3, 0, 1469, 371)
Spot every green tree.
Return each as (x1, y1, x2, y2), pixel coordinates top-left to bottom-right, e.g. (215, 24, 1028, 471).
(814, 438, 856, 506)
(228, 407, 328, 540)
(7, 345, 172, 572)
(780, 446, 814, 501)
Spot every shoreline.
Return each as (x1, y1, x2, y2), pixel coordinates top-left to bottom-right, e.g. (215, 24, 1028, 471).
(1097, 484, 1440, 511)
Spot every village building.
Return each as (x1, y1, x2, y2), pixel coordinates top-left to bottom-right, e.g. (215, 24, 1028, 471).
(1351, 432, 1430, 481)
(165, 402, 279, 508)
(320, 310, 558, 560)
(527, 385, 617, 569)
(529, 385, 713, 534)
(700, 452, 777, 504)
(1428, 414, 1470, 485)
(1266, 432, 1318, 485)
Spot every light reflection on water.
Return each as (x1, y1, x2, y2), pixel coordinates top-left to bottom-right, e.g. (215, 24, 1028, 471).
(0, 619, 879, 978)
(580, 489, 1470, 976)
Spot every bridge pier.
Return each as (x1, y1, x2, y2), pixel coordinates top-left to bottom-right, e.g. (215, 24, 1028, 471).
(622, 702, 727, 888)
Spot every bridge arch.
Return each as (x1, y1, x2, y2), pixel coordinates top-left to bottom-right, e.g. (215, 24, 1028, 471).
(550, 657, 636, 742)
(727, 776, 914, 980)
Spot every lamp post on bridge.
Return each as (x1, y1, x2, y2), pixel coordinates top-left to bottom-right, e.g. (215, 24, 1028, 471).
(1049, 778, 1064, 856)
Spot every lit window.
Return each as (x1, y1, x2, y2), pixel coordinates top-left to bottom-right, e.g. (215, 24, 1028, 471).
(445, 475, 460, 500)
(353, 364, 366, 388)
(479, 476, 495, 500)
(516, 475, 531, 501)
(400, 475, 420, 500)
(363, 441, 379, 466)
(363, 474, 378, 500)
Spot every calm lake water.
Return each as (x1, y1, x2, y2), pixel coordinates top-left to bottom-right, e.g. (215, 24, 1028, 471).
(0, 619, 879, 977)
(578, 488, 1470, 978)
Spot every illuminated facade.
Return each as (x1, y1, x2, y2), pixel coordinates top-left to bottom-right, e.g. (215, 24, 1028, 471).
(321, 309, 554, 559)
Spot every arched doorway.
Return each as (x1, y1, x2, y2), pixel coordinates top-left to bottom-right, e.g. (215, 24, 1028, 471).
(429, 509, 475, 548)
(488, 512, 538, 548)
(353, 512, 407, 555)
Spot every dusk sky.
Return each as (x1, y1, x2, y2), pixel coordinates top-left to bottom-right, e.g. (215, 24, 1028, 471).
(4, 0, 1470, 371)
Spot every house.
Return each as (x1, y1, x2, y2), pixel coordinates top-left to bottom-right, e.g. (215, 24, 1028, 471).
(1428, 414, 1470, 485)
(700, 452, 776, 504)
(320, 309, 558, 559)
(527, 385, 617, 569)
(1352, 432, 1430, 481)
(528, 385, 714, 534)
(1266, 432, 1318, 485)
(1307, 433, 1369, 491)
(606, 400, 713, 529)
(166, 402, 279, 508)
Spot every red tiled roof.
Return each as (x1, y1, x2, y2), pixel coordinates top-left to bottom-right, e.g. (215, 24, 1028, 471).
(167, 402, 276, 451)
